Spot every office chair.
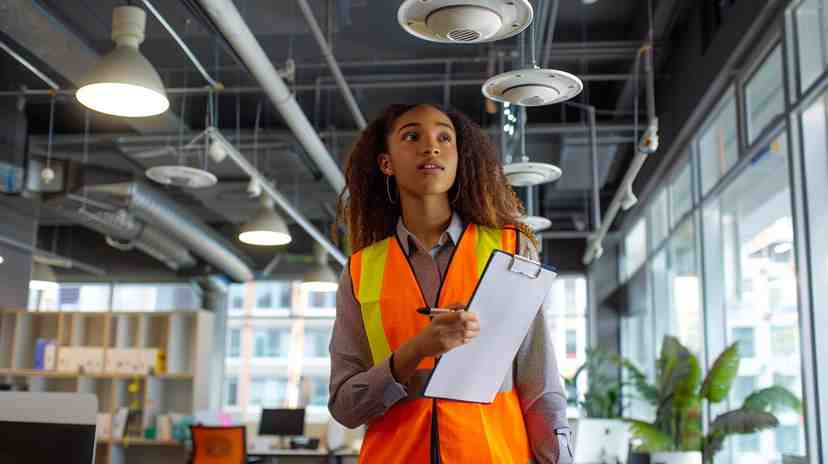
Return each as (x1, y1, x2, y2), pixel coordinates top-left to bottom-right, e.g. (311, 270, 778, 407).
(190, 425, 261, 464)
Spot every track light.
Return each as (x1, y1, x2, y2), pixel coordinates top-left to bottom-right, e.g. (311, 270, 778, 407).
(238, 195, 292, 246)
(76, 6, 169, 117)
(621, 188, 638, 211)
(247, 178, 262, 198)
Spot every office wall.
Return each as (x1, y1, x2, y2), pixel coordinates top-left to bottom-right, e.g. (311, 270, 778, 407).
(0, 197, 37, 308)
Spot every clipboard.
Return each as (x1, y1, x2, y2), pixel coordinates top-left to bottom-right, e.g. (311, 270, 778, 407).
(423, 250, 558, 404)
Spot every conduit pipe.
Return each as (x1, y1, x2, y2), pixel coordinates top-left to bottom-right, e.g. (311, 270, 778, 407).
(296, 0, 366, 129)
(196, 0, 346, 194)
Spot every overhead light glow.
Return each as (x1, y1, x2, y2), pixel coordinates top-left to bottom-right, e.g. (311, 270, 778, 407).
(239, 195, 292, 246)
(76, 6, 169, 117)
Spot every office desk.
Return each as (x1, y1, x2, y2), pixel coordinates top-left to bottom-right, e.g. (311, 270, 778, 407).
(247, 447, 359, 464)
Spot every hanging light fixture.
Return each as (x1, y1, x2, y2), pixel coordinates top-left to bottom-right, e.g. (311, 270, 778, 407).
(301, 243, 338, 292)
(76, 6, 169, 117)
(238, 195, 292, 246)
(29, 262, 59, 291)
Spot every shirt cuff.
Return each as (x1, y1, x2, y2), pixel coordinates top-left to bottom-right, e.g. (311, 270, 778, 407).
(377, 357, 408, 408)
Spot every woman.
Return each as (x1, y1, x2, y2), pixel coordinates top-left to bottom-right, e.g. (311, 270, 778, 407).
(329, 104, 572, 464)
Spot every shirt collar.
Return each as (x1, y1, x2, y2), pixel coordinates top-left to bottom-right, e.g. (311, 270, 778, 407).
(396, 212, 464, 256)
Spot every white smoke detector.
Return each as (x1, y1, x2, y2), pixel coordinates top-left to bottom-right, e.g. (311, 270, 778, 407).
(398, 0, 533, 44)
(521, 215, 552, 232)
(503, 161, 561, 186)
(483, 68, 583, 106)
(145, 165, 217, 189)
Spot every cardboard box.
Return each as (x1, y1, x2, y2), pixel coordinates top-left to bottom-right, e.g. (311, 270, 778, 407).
(57, 347, 104, 373)
(105, 348, 166, 375)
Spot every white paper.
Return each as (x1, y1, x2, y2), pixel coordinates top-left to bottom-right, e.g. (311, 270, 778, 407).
(424, 251, 557, 403)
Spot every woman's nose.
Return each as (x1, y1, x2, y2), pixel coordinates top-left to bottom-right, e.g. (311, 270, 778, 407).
(421, 145, 440, 156)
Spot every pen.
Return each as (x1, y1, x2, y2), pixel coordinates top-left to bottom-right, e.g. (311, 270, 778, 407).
(416, 307, 456, 316)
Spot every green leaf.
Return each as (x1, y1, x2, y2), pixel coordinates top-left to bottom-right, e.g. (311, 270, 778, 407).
(622, 360, 659, 404)
(657, 337, 701, 410)
(679, 399, 703, 451)
(627, 420, 674, 452)
(710, 408, 779, 436)
(743, 386, 802, 414)
(700, 342, 741, 404)
(673, 349, 701, 412)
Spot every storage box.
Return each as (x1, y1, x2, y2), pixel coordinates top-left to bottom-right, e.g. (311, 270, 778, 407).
(57, 347, 104, 373)
(96, 413, 112, 440)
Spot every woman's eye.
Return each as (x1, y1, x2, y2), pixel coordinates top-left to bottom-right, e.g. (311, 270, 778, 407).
(438, 133, 453, 143)
(403, 132, 418, 141)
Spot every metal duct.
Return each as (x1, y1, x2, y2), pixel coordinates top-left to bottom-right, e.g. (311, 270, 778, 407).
(85, 182, 254, 282)
(69, 207, 197, 271)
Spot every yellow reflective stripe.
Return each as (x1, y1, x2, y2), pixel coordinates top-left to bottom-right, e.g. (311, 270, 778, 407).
(475, 226, 503, 277)
(358, 239, 393, 365)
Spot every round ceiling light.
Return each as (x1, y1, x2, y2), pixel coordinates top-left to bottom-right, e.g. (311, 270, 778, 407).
(398, 0, 533, 44)
(503, 161, 562, 187)
(483, 68, 583, 106)
(145, 166, 218, 189)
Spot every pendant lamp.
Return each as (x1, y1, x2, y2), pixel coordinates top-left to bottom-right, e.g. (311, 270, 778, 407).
(239, 195, 292, 246)
(76, 6, 169, 117)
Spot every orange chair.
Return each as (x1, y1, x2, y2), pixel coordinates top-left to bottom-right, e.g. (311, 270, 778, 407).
(190, 425, 248, 464)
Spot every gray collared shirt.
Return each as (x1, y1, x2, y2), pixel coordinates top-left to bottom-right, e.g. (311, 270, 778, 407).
(328, 216, 570, 463)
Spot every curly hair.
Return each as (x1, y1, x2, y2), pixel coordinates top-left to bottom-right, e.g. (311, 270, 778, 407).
(335, 103, 536, 253)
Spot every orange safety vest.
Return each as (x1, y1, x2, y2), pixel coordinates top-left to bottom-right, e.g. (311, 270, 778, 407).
(349, 223, 532, 464)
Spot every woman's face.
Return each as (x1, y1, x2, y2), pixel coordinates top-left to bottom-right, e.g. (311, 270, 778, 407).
(378, 105, 459, 200)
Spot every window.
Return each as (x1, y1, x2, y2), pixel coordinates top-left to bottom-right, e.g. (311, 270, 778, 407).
(794, 0, 827, 94)
(623, 219, 647, 281)
(249, 377, 287, 407)
(670, 159, 693, 227)
(745, 47, 785, 144)
(732, 375, 757, 404)
(703, 132, 805, 462)
(255, 282, 291, 310)
(736, 433, 760, 453)
(304, 327, 332, 359)
(564, 279, 577, 313)
(668, 218, 703, 354)
(309, 291, 336, 309)
(112, 284, 200, 311)
(225, 377, 238, 407)
(299, 376, 330, 407)
(699, 91, 739, 196)
(228, 329, 241, 358)
(649, 189, 669, 251)
(253, 328, 290, 358)
(565, 330, 577, 359)
(771, 325, 798, 357)
(776, 424, 801, 455)
(229, 285, 244, 310)
(731, 327, 756, 358)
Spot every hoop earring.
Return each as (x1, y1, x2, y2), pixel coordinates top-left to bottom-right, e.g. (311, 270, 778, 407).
(386, 175, 397, 205)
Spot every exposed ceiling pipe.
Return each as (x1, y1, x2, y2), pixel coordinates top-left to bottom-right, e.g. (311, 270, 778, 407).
(0, 235, 105, 276)
(296, 0, 366, 130)
(209, 128, 347, 266)
(565, 102, 601, 232)
(85, 182, 255, 282)
(541, 0, 560, 68)
(48, 201, 198, 271)
(583, 46, 659, 265)
(195, 0, 346, 195)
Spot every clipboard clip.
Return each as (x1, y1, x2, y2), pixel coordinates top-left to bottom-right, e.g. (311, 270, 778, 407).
(508, 254, 544, 279)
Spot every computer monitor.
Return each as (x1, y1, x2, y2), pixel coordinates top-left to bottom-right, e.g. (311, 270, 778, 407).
(573, 418, 631, 464)
(258, 408, 305, 437)
(0, 392, 98, 464)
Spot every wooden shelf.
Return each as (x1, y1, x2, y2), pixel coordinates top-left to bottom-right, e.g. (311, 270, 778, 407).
(0, 369, 192, 380)
(99, 438, 183, 447)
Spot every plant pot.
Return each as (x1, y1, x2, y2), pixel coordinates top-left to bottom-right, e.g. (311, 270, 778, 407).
(650, 451, 702, 464)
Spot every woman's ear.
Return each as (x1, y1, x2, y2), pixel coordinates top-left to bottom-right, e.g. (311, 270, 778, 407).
(377, 153, 394, 176)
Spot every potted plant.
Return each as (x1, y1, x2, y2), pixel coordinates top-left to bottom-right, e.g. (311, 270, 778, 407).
(626, 336, 801, 464)
(565, 348, 629, 419)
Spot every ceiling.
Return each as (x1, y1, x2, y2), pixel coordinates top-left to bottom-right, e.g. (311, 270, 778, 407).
(0, 0, 685, 280)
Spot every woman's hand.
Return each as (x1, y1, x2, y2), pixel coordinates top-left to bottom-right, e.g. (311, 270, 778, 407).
(412, 305, 479, 358)
(391, 303, 479, 384)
